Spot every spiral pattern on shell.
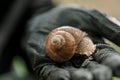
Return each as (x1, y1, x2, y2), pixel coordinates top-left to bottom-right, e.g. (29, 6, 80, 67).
(45, 26, 86, 62)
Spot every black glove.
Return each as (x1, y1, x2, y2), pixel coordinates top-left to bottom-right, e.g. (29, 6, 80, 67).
(93, 44, 120, 77)
(47, 68, 70, 80)
(25, 4, 120, 80)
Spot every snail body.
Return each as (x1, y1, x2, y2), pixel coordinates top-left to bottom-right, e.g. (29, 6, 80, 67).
(45, 26, 96, 62)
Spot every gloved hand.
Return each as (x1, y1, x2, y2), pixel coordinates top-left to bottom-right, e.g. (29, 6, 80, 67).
(25, 4, 120, 80)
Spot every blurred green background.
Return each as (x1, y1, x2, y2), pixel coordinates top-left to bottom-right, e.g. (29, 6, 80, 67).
(0, 0, 120, 80)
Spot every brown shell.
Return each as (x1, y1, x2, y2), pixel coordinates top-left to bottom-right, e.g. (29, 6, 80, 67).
(45, 26, 86, 62)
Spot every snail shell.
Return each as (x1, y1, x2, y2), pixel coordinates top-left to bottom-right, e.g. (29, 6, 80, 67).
(45, 26, 96, 62)
(75, 37, 96, 57)
(45, 26, 86, 62)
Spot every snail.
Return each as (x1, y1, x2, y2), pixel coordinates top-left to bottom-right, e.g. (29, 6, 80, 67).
(45, 26, 96, 62)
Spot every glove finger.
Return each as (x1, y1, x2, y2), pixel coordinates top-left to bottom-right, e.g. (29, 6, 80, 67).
(47, 68, 70, 80)
(65, 67, 93, 80)
(82, 61, 112, 80)
(93, 44, 120, 77)
(71, 69, 93, 80)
